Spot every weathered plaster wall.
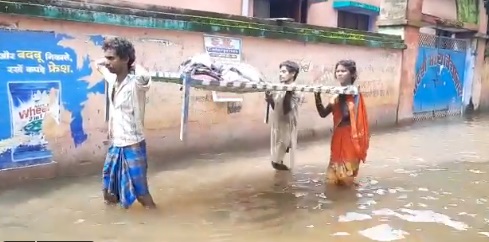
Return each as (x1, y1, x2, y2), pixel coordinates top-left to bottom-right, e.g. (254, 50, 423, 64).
(308, 0, 381, 28)
(475, 58, 485, 110)
(468, 1, 487, 112)
(422, 0, 480, 24)
(422, 0, 457, 20)
(456, 0, 481, 24)
(0, 15, 402, 179)
(478, 49, 489, 110)
(308, 1, 338, 27)
(94, 0, 244, 15)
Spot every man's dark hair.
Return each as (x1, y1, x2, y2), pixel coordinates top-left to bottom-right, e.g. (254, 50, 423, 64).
(279, 60, 300, 81)
(102, 37, 136, 70)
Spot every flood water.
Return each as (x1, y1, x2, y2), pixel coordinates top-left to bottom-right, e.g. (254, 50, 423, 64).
(1, 115, 489, 241)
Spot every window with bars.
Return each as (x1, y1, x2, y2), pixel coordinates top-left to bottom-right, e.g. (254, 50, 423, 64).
(337, 10, 370, 31)
(253, 0, 308, 23)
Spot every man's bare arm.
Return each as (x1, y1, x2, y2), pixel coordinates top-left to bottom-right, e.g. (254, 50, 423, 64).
(94, 58, 115, 84)
(265, 91, 275, 109)
(283, 91, 293, 115)
(95, 58, 109, 75)
(134, 64, 152, 91)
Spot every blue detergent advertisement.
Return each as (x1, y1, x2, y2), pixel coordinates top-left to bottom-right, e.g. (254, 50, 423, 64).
(7, 81, 61, 163)
(0, 30, 71, 169)
(0, 30, 106, 170)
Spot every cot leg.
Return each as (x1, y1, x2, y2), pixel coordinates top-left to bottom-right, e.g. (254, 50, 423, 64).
(180, 74, 191, 142)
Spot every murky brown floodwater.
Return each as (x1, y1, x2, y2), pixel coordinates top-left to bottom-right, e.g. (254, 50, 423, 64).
(1, 115, 489, 241)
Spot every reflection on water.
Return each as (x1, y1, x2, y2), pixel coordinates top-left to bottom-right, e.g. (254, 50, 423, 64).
(1, 115, 489, 241)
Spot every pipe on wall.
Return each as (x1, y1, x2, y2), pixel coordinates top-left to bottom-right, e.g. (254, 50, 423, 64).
(241, 0, 250, 16)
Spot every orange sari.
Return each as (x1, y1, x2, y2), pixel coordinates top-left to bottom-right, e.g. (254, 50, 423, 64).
(326, 94, 370, 186)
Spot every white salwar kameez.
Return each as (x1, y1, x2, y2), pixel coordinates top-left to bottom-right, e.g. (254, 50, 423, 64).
(269, 91, 302, 170)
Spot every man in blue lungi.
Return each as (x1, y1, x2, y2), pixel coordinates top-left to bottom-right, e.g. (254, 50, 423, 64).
(95, 37, 156, 209)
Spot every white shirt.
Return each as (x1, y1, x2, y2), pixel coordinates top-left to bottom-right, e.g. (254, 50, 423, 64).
(96, 63, 152, 147)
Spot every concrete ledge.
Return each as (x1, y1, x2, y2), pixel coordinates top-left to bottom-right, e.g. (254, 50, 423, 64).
(0, 0, 406, 49)
(474, 33, 489, 39)
(0, 161, 57, 189)
(378, 16, 481, 34)
(424, 15, 478, 32)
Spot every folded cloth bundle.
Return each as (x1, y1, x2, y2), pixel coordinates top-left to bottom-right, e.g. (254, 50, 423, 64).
(177, 53, 358, 95)
(178, 53, 267, 84)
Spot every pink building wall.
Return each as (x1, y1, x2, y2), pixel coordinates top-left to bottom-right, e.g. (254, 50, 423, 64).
(422, 0, 457, 19)
(117, 0, 383, 29)
(97, 0, 244, 15)
(91, 0, 470, 32)
(99, 0, 472, 29)
(307, 0, 464, 29)
(474, 1, 489, 111)
(0, 15, 402, 182)
(308, 0, 380, 29)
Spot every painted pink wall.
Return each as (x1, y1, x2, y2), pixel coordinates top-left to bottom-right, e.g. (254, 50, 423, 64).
(120, 0, 384, 29)
(357, 0, 381, 5)
(0, 15, 402, 177)
(422, 0, 457, 19)
(125, 0, 243, 15)
(478, 0, 487, 33)
(308, 0, 380, 29)
(106, 0, 480, 30)
(470, 1, 487, 111)
(474, 42, 487, 110)
(307, 0, 481, 27)
(308, 1, 338, 27)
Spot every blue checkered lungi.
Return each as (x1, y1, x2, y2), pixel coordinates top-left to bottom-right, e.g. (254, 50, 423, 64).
(102, 140, 149, 208)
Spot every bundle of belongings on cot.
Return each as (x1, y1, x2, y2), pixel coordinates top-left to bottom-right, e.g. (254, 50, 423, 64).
(177, 53, 268, 93)
(176, 53, 359, 96)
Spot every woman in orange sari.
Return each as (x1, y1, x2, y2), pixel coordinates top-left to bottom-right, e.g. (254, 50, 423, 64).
(314, 60, 370, 187)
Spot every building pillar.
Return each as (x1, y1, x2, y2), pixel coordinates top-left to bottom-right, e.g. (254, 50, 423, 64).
(377, 0, 424, 123)
(470, 3, 488, 111)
